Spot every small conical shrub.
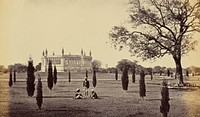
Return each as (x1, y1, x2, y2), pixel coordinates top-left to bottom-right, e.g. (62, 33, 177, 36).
(13, 70, 16, 83)
(26, 59, 35, 96)
(150, 70, 153, 80)
(36, 74, 43, 110)
(186, 70, 189, 77)
(47, 61, 53, 90)
(115, 68, 118, 80)
(53, 66, 57, 85)
(9, 71, 13, 87)
(86, 70, 88, 77)
(132, 66, 135, 83)
(139, 70, 146, 99)
(93, 70, 97, 87)
(121, 67, 129, 91)
(69, 70, 71, 82)
(167, 70, 170, 77)
(160, 80, 170, 117)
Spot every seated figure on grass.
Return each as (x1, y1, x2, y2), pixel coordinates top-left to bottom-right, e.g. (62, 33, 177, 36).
(75, 88, 84, 99)
(90, 89, 98, 99)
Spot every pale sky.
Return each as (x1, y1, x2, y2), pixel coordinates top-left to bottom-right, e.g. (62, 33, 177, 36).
(0, 0, 200, 68)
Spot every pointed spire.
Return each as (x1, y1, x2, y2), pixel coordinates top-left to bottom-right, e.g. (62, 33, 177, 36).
(42, 50, 44, 56)
(81, 48, 83, 56)
(89, 50, 92, 56)
(53, 51, 55, 56)
(29, 54, 32, 60)
(45, 48, 48, 56)
(62, 48, 64, 56)
(69, 52, 71, 55)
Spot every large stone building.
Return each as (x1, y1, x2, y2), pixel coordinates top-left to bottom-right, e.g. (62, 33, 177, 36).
(41, 48, 92, 72)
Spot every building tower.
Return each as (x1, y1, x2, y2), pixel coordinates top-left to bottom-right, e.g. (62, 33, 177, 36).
(62, 48, 64, 56)
(89, 50, 92, 56)
(45, 48, 48, 56)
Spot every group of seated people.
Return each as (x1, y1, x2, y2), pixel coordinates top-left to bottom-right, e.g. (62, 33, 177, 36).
(75, 88, 98, 99)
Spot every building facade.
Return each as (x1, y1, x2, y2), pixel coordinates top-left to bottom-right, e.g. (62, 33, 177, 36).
(41, 49, 92, 72)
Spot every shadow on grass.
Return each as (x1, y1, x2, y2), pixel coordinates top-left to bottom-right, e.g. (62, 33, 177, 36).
(145, 98, 161, 101)
(40, 96, 74, 99)
(169, 87, 199, 92)
(54, 90, 74, 93)
(126, 112, 144, 117)
(126, 91, 138, 93)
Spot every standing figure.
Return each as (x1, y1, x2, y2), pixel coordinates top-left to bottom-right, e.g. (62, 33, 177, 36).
(83, 77, 89, 96)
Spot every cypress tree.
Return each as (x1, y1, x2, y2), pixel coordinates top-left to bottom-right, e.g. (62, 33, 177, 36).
(115, 68, 118, 80)
(9, 71, 13, 87)
(36, 74, 43, 110)
(86, 70, 88, 77)
(150, 69, 153, 80)
(47, 61, 53, 90)
(121, 67, 129, 91)
(69, 70, 71, 82)
(26, 59, 35, 97)
(186, 70, 189, 77)
(139, 70, 146, 99)
(132, 65, 135, 83)
(92, 70, 97, 87)
(160, 80, 170, 117)
(13, 70, 16, 83)
(53, 66, 57, 85)
(167, 69, 170, 77)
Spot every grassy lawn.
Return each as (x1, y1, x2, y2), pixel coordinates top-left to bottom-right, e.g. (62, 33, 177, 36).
(0, 72, 200, 117)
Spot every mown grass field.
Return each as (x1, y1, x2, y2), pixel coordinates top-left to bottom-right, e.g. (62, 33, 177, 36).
(0, 72, 200, 117)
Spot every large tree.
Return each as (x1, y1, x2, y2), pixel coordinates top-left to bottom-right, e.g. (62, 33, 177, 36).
(92, 60, 102, 71)
(117, 59, 135, 91)
(109, 0, 200, 85)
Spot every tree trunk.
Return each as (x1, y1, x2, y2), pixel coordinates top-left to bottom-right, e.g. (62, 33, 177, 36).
(173, 57, 184, 85)
(132, 66, 135, 83)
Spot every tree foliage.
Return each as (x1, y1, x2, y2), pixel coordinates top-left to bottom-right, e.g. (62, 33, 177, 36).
(117, 59, 137, 90)
(26, 59, 35, 96)
(116, 59, 135, 71)
(92, 60, 102, 71)
(109, 0, 200, 84)
(47, 61, 53, 90)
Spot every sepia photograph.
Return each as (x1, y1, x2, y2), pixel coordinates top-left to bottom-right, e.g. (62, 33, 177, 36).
(0, 0, 200, 116)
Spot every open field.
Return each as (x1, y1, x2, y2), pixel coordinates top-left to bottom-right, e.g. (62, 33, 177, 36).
(0, 72, 200, 117)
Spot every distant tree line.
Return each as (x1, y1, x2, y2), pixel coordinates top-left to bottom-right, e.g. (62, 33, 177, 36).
(0, 65, 8, 74)
(8, 63, 41, 73)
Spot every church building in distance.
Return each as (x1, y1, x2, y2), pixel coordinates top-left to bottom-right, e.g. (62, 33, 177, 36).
(41, 48, 92, 72)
